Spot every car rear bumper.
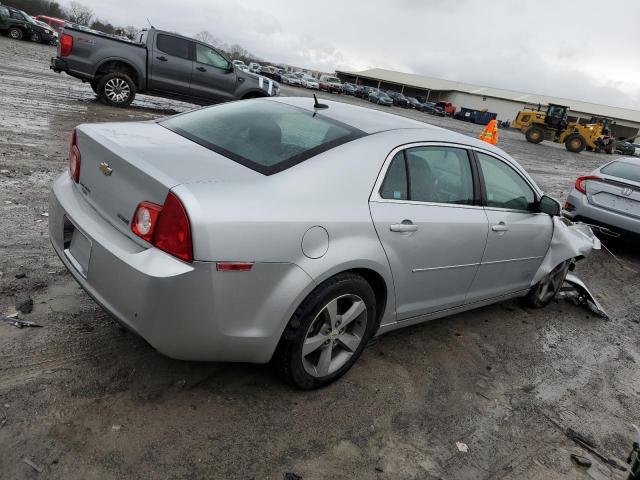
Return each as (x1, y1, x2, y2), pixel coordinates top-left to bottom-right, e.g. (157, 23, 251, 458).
(49, 174, 315, 363)
(564, 189, 640, 235)
(50, 56, 67, 73)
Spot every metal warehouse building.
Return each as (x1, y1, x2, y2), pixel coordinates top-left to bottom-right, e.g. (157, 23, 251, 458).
(336, 68, 640, 140)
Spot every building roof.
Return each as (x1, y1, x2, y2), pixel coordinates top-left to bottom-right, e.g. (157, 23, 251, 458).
(337, 68, 640, 124)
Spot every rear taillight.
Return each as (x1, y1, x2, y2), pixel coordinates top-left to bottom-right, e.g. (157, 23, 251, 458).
(131, 201, 162, 242)
(68, 128, 80, 183)
(575, 175, 601, 194)
(60, 33, 73, 57)
(131, 192, 193, 263)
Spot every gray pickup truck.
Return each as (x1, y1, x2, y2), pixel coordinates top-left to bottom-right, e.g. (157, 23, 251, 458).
(51, 26, 279, 107)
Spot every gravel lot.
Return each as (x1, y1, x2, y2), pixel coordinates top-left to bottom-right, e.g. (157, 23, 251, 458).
(1, 36, 639, 480)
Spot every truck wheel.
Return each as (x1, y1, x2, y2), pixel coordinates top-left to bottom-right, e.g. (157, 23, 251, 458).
(565, 133, 586, 153)
(525, 125, 545, 144)
(30, 32, 42, 43)
(97, 72, 136, 108)
(8, 27, 23, 40)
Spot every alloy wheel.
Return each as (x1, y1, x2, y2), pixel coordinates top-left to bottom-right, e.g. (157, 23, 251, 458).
(301, 294, 368, 378)
(104, 78, 131, 103)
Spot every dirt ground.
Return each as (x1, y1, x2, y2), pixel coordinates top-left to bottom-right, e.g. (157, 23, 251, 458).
(1, 36, 639, 480)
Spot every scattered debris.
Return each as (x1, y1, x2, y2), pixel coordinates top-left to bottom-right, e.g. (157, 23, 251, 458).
(111, 425, 122, 432)
(570, 454, 592, 467)
(0, 169, 9, 174)
(375, 466, 384, 472)
(565, 428, 625, 471)
(23, 457, 43, 473)
(1, 315, 42, 329)
(283, 473, 302, 480)
(15, 272, 26, 279)
(16, 297, 34, 314)
(40, 212, 49, 217)
(456, 441, 469, 453)
(558, 274, 609, 319)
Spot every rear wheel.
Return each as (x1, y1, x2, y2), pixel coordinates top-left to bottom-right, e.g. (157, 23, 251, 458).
(97, 72, 136, 108)
(8, 27, 23, 40)
(525, 125, 545, 144)
(273, 273, 376, 389)
(525, 261, 570, 308)
(565, 133, 586, 153)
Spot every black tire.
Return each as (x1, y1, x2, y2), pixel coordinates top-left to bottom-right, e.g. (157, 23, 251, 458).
(525, 261, 570, 308)
(273, 273, 377, 389)
(565, 133, 586, 153)
(525, 125, 545, 144)
(30, 32, 41, 43)
(8, 27, 23, 40)
(96, 72, 136, 108)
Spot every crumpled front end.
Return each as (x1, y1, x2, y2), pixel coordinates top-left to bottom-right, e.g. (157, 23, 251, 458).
(532, 217, 601, 286)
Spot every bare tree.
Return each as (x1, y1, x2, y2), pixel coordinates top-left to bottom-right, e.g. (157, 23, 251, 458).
(123, 26, 139, 39)
(194, 30, 224, 48)
(227, 44, 248, 61)
(67, 1, 94, 26)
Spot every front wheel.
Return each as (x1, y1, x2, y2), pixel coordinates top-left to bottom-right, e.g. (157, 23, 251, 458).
(525, 261, 570, 308)
(97, 72, 136, 107)
(30, 32, 41, 43)
(565, 133, 586, 153)
(273, 273, 377, 389)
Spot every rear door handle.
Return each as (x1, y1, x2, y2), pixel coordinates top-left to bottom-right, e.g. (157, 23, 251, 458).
(491, 222, 509, 232)
(156, 56, 167, 62)
(390, 220, 418, 233)
(196, 66, 206, 72)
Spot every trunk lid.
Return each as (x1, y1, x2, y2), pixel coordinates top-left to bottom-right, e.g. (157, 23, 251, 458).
(74, 122, 258, 241)
(586, 176, 640, 219)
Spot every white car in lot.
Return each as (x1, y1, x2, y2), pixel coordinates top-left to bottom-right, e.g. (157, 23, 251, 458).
(302, 76, 319, 90)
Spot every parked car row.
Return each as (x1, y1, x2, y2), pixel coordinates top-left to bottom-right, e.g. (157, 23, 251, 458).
(0, 5, 58, 44)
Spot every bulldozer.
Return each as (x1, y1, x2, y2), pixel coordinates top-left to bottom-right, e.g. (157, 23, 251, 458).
(513, 104, 616, 154)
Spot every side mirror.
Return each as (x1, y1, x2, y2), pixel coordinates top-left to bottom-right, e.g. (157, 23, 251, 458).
(538, 194, 561, 216)
(226, 63, 234, 73)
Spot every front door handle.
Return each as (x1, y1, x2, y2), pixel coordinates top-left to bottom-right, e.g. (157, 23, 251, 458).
(491, 222, 509, 232)
(156, 56, 167, 62)
(196, 66, 206, 72)
(390, 220, 418, 233)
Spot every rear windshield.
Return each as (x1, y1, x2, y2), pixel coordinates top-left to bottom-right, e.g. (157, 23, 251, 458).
(601, 160, 640, 183)
(161, 100, 365, 175)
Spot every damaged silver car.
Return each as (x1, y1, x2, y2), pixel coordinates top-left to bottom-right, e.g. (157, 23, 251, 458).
(48, 97, 600, 389)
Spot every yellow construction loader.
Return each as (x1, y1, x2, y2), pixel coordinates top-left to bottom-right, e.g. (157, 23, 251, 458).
(513, 104, 616, 153)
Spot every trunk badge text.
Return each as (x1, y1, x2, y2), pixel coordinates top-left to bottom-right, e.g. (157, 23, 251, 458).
(621, 188, 633, 197)
(99, 162, 113, 176)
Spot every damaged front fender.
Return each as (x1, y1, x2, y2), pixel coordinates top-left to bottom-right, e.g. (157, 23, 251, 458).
(532, 217, 600, 286)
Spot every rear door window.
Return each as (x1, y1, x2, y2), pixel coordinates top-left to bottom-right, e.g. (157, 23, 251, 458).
(379, 146, 474, 205)
(156, 34, 191, 60)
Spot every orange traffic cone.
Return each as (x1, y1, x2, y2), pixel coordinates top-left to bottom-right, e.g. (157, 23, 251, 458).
(479, 119, 499, 145)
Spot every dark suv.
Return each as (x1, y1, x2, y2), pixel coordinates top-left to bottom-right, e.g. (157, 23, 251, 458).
(0, 5, 31, 40)
(6, 8, 56, 43)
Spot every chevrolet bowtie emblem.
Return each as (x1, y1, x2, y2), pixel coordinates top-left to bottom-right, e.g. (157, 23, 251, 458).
(621, 188, 633, 197)
(99, 162, 113, 176)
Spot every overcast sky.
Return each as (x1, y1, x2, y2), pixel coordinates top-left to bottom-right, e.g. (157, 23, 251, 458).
(71, 0, 640, 110)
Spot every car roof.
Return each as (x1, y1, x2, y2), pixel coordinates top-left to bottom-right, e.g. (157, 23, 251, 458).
(268, 97, 430, 134)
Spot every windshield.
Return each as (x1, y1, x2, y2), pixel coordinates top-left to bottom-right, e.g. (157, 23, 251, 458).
(161, 100, 366, 175)
(20, 10, 36, 24)
(327, 77, 340, 83)
(601, 161, 640, 183)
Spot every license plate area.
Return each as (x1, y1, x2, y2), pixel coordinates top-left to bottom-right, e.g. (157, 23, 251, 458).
(63, 216, 91, 278)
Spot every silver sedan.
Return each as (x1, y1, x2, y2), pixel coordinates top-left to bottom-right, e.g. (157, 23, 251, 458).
(564, 156, 640, 238)
(49, 97, 598, 389)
